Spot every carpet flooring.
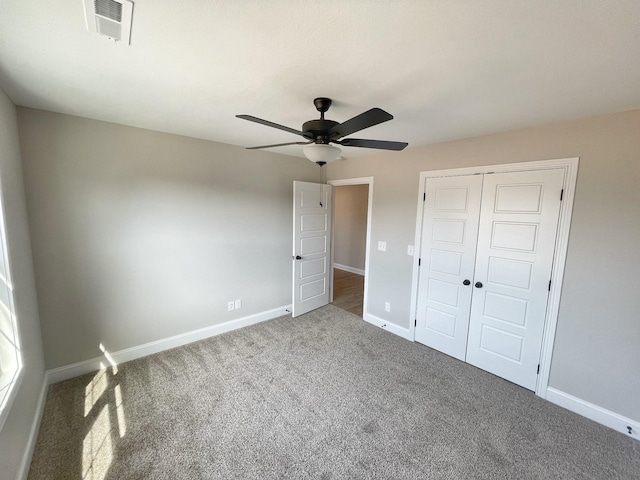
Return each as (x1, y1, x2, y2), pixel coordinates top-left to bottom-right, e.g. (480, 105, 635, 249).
(28, 305, 639, 479)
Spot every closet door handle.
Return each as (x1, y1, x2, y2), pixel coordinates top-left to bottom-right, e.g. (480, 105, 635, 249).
(475, 281, 483, 288)
(463, 279, 471, 286)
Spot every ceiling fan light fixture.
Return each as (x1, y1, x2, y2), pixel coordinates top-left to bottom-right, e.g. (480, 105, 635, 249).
(303, 143, 341, 166)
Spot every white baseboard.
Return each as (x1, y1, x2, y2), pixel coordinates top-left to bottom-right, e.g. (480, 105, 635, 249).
(46, 305, 291, 385)
(546, 387, 639, 441)
(17, 377, 48, 480)
(333, 263, 365, 276)
(364, 313, 412, 341)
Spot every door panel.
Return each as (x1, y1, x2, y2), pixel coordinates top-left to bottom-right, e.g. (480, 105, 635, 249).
(292, 181, 332, 317)
(415, 175, 483, 360)
(466, 169, 564, 390)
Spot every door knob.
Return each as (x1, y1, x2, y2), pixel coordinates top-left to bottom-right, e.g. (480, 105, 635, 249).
(463, 279, 471, 286)
(475, 281, 483, 288)
(294, 255, 302, 260)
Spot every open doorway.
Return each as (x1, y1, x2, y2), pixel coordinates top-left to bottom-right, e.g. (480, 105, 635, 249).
(329, 178, 372, 318)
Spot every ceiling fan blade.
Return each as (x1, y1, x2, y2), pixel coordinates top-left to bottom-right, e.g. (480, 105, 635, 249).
(236, 114, 305, 137)
(246, 141, 313, 150)
(337, 138, 408, 151)
(329, 108, 393, 139)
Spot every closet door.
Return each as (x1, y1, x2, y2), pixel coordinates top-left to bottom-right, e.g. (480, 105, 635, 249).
(415, 175, 483, 360)
(466, 169, 564, 390)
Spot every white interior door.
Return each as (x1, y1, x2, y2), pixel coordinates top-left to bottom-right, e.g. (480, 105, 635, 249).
(465, 169, 564, 390)
(415, 175, 483, 360)
(292, 181, 332, 317)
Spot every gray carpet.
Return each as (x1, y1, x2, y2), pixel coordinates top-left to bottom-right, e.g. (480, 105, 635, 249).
(29, 305, 639, 479)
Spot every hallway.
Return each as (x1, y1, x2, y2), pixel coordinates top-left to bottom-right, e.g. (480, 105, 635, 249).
(332, 268, 364, 317)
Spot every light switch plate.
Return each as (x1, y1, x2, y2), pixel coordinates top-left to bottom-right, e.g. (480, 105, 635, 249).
(407, 245, 414, 256)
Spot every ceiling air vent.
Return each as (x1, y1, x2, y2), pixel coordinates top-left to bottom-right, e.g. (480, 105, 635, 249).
(84, 0, 134, 45)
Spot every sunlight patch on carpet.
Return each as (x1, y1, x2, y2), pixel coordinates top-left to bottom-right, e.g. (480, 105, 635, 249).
(82, 405, 113, 480)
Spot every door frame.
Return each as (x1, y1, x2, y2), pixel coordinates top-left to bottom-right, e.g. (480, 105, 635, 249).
(409, 157, 579, 398)
(327, 177, 373, 318)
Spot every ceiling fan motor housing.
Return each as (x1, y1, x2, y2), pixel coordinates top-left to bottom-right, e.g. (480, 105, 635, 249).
(302, 119, 339, 143)
(302, 97, 339, 143)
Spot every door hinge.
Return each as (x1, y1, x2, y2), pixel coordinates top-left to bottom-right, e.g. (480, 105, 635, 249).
(560, 189, 564, 201)
(548, 280, 552, 291)
(414, 319, 417, 327)
(418, 258, 421, 266)
(537, 364, 540, 375)
(423, 192, 426, 202)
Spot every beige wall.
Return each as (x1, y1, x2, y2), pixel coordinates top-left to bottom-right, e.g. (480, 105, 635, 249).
(327, 109, 640, 421)
(18, 108, 320, 369)
(12, 104, 640, 450)
(333, 184, 368, 272)
(0, 91, 45, 477)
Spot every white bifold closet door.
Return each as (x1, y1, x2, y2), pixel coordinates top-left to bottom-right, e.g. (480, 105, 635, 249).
(416, 169, 564, 390)
(415, 175, 483, 360)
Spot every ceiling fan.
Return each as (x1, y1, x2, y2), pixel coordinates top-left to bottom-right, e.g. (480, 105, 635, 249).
(236, 98, 408, 165)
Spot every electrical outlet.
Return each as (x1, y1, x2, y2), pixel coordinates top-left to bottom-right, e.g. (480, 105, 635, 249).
(234, 299, 242, 310)
(227, 301, 235, 312)
(384, 302, 391, 312)
(378, 241, 387, 252)
(407, 245, 414, 256)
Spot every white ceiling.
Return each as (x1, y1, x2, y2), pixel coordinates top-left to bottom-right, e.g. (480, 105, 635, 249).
(1, 1, 639, 159)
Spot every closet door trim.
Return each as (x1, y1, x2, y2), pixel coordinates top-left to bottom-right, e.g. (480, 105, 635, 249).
(410, 157, 579, 398)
